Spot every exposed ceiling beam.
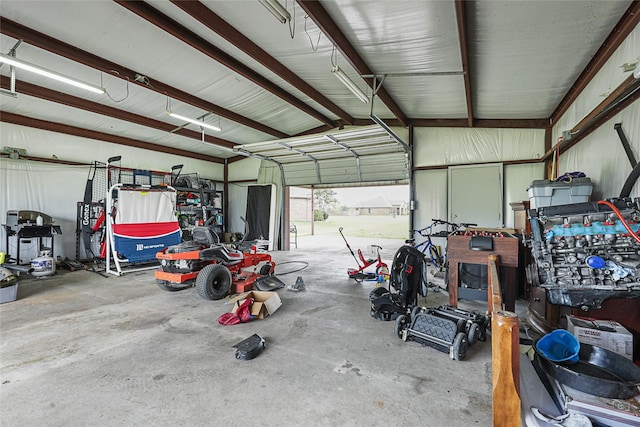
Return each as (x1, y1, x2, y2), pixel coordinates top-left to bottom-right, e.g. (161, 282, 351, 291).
(0, 152, 92, 166)
(294, 117, 550, 134)
(1, 77, 238, 150)
(226, 155, 248, 163)
(550, 0, 640, 125)
(557, 81, 640, 157)
(413, 157, 542, 171)
(353, 118, 549, 129)
(455, 0, 473, 127)
(353, 118, 468, 128)
(114, 0, 336, 128)
(294, 124, 338, 136)
(0, 17, 289, 140)
(171, 0, 354, 126)
(569, 74, 638, 134)
(473, 119, 550, 129)
(297, 0, 409, 126)
(1, 112, 225, 164)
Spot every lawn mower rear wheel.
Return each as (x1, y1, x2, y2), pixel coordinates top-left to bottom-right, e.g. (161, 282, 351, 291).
(196, 264, 232, 300)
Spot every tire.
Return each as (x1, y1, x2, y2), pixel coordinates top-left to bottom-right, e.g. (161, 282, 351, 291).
(195, 264, 232, 300)
(452, 332, 468, 361)
(467, 323, 479, 346)
(156, 279, 191, 292)
(477, 325, 487, 342)
(394, 315, 408, 340)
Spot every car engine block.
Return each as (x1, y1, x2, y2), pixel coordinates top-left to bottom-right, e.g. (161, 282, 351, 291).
(528, 197, 640, 310)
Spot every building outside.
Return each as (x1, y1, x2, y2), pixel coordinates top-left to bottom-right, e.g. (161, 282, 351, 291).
(290, 187, 313, 221)
(345, 196, 408, 216)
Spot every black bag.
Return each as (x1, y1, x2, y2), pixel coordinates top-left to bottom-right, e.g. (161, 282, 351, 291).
(389, 245, 428, 307)
(233, 334, 265, 360)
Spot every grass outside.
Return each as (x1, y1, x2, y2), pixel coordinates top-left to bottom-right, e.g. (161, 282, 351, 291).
(291, 214, 409, 239)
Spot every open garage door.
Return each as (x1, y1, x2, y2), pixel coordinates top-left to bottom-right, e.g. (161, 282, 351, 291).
(234, 125, 410, 187)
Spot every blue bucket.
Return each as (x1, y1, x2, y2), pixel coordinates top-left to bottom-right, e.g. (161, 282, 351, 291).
(535, 329, 580, 363)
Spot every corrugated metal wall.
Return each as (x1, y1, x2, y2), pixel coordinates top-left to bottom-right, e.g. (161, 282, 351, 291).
(554, 26, 640, 200)
(411, 127, 545, 234)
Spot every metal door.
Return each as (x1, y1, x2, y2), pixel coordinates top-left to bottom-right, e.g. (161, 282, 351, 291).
(448, 163, 503, 228)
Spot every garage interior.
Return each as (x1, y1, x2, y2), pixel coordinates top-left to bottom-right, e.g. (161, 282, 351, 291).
(1, 1, 639, 426)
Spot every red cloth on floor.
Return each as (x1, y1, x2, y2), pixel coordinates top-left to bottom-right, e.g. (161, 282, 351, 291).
(217, 298, 253, 325)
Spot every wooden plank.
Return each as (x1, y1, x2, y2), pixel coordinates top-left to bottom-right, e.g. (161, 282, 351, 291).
(488, 255, 502, 314)
(491, 311, 521, 427)
(489, 256, 520, 427)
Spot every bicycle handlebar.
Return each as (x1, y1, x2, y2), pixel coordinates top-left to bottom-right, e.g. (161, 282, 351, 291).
(431, 219, 477, 228)
(431, 218, 453, 225)
(411, 219, 477, 237)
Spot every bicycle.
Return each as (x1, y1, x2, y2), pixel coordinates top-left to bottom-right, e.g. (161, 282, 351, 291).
(407, 219, 476, 272)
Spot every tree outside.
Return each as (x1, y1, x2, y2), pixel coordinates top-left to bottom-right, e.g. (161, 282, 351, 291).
(314, 189, 338, 221)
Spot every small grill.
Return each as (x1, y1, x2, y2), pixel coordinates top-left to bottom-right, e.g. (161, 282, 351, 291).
(3, 210, 62, 264)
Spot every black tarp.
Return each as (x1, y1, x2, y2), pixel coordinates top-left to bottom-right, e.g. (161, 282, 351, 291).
(245, 185, 271, 241)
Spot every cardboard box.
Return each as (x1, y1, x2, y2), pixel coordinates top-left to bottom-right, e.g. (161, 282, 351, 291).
(228, 291, 282, 320)
(566, 315, 633, 360)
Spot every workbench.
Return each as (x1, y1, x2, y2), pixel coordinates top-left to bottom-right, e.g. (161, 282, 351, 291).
(447, 233, 521, 312)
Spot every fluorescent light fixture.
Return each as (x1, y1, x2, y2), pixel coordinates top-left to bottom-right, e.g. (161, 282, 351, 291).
(167, 111, 221, 132)
(0, 52, 105, 94)
(332, 66, 369, 103)
(259, 0, 290, 23)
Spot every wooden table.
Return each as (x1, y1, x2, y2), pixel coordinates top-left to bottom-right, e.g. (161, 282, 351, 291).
(447, 234, 520, 312)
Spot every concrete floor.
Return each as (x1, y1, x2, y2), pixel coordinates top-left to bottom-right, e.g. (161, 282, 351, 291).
(0, 236, 516, 426)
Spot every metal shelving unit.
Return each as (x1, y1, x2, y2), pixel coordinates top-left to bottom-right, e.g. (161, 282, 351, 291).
(173, 173, 224, 241)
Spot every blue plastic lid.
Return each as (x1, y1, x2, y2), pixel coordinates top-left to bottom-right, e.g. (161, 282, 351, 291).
(536, 329, 580, 363)
(585, 255, 605, 269)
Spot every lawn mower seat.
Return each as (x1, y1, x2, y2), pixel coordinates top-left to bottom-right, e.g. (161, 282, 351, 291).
(192, 225, 220, 247)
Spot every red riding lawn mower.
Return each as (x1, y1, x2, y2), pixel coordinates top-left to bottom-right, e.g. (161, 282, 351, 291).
(154, 219, 275, 300)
